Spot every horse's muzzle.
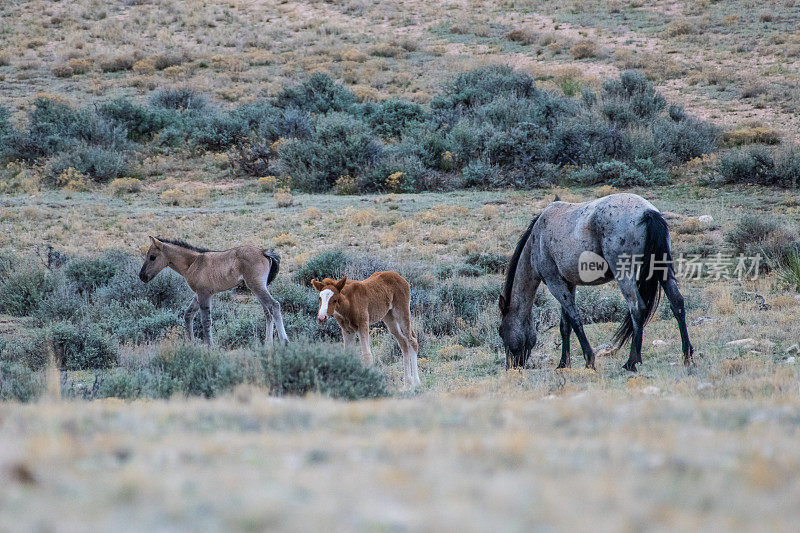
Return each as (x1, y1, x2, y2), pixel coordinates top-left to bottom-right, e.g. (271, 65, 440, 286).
(138, 269, 150, 283)
(317, 315, 327, 325)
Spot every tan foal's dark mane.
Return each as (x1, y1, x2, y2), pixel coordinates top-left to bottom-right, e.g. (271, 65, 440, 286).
(156, 237, 215, 254)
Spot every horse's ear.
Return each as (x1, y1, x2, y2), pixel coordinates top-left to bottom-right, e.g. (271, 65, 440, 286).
(149, 236, 162, 250)
(335, 277, 347, 291)
(311, 279, 324, 291)
(498, 294, 507, 312)
(553, 194, 561, 202)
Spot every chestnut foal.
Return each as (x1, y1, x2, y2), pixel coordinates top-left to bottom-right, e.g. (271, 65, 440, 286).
(312, 272, 421, 387)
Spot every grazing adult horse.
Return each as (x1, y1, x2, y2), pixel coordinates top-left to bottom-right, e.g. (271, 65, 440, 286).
(311, 272, 421, 387)
(139, 237, 288, 346)
(498, 193, 694, 372)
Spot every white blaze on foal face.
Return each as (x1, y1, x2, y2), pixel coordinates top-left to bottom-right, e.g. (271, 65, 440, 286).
(317, 289, 334, 322)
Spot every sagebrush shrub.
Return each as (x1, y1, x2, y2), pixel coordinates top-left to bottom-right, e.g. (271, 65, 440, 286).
(150, 88, 207, 110)
(293, 250, 349, 286)
(261, 343, 387, 400)
(148, 343, 246, 398)
(717, 147, 800, 187)
(278, 112, 382, 191)
(48, 146, 128, 183)
(276, 72, 355, 114)
(48, 321, 118, 370)
(187, 111, 249, 151)
(726, 215, 798, 267)
(431, 65, 538, 112)
(0, 362, 42, 402)
(601, 70, 666, 124)
(0, 268, 54, 316)
(64, 257, 119, 294)
(99, 98, 172, 141)
(365, 100, 426, 138)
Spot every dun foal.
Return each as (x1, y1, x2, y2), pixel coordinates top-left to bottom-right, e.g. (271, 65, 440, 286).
(139, 237, 288, 345)
(312, 272, 421, 387)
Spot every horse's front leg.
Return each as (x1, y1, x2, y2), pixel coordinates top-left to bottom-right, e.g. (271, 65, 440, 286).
(198, 293, 213, 346)
(357, 323, 374, 367)
(342, 329, 357, 351)
(557, 309, 572, 369)
(549, 279, 595, 369)
(183, 296, 200, 341)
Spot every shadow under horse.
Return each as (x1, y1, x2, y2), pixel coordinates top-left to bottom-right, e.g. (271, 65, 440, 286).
(498, 193, 694, 372)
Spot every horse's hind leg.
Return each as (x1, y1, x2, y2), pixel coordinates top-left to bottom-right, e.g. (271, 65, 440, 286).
(547, 278, 595, 369)
(183, 296, 200, 341)
(557, 308, 572, 369)
(385, 312, 419, 387)
(618, 277, 647, 372)
(250, 286, 289, 344)
(661, 273, 694, 367)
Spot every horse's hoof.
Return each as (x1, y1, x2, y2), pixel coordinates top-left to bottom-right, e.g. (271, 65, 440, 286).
(622, 362, 637, 372)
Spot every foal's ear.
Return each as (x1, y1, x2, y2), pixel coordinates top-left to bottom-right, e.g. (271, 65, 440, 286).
(149, 236, 162, 250)
(311, 279, 325, 291)
(335, 277, 347, 291)
(498, 294, 507, 312)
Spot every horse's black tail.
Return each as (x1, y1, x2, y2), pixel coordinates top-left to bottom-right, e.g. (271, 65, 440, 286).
(610, 210, 670, 350)
(262, 249, 280, 285)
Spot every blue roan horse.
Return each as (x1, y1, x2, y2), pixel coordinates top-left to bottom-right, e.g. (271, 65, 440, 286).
(498, 193, 694, 372)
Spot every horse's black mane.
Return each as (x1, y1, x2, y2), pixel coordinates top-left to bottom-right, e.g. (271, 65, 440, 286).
(156, 237, 214, 253)
(502, 215, 538, 312)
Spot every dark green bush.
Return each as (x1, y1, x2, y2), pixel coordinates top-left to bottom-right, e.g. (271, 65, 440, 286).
(0, 334, 49, 370)
(48, 321, 118, 370)
(95, 299, 181, 344)
(35, 284, 87, 323)
(717, 146, 800, 187)
(0, 268, 54, 316)
(431, 65, 538, 113)
(365, 100, 427, 138)
(216, 311, 266, 348)
(0, 362, 42, 402)
(99, 98, 172, 141)
(293, 250, 349, 286)
(148, 343, 246, 398)
(571, 158, 668, 187)
(726, 215, 799, 268)
(549, 119, 631, 166)
(461, 159, 498, 187)
(261, 343, 387, 400)
(150, 88, 207, 110)
(601, 70, 666, 125)
(188, 112, 249, 151)
(654, 117, 717, 164)
(276, 72, 355, 114)
(48, 146, 128, 183)
(278, 112, 382, 191)
(64, 257, 119, 294)
(96, 370, 143, 400)
(463, 252, 508, 274)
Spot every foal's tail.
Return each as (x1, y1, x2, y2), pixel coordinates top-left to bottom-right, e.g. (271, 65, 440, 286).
(610, 210, 670, 350)
(262, 249, 280, 285)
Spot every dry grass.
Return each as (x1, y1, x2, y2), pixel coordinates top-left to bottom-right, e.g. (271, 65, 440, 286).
(1, 394, 800, 530)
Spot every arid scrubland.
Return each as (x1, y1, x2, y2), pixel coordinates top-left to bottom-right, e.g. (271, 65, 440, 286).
(2, 0, 800, 530)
